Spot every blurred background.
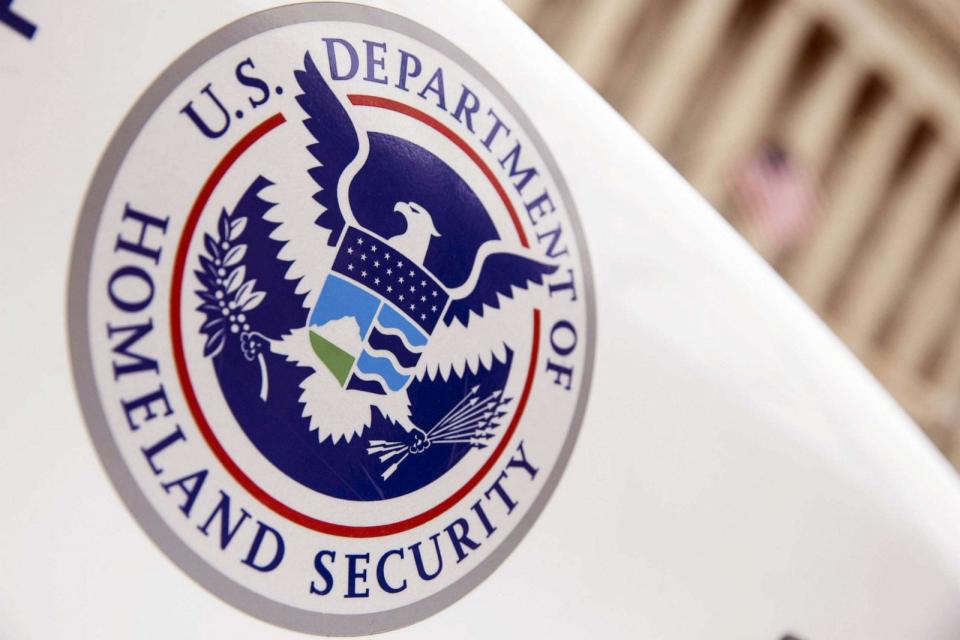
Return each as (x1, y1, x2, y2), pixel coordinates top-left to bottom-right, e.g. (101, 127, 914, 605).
(506, 0, 960, 469)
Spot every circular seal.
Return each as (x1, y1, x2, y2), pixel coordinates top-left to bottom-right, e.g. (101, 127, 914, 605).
(69, 4, 594, 635)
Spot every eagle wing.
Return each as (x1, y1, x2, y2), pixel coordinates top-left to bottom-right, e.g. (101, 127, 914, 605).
(414, 249, 557, 381)
(263, 51, 361, 311)
(259, 53, 384, 443)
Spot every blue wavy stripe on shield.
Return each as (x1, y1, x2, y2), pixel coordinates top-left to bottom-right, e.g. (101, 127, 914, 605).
(377, 304, 428, 346)
(366, 326, 422, 368)
(355, 351, 411, 392)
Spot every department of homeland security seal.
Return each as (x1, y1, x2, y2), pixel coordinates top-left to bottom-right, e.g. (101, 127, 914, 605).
(69, 4, 593, 635)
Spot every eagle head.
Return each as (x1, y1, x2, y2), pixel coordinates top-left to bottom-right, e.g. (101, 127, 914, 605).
(392, 201, 441, 264)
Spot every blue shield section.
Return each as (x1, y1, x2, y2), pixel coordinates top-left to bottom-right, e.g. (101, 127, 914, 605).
(309, 274, 380, 338)
(310, 272, 431, 395)
(376, 304, 428, 347)
(355, 351, 411, 392)
(349, 303, 428, 394)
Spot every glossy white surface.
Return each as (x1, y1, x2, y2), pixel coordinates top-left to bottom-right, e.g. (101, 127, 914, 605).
(1, 1, 959, 638)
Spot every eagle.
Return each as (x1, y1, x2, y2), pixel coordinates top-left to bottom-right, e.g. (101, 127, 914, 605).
(235, 53, 555, 474)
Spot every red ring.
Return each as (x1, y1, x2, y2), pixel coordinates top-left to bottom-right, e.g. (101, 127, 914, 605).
(170, 99, 539, 537)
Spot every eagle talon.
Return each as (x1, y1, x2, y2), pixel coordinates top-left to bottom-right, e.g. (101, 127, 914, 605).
(240, 331, 269, 361)
(409, 429, 431, 454)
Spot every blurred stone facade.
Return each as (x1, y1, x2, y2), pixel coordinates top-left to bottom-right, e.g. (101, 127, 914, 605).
(507, 0, 960, 467)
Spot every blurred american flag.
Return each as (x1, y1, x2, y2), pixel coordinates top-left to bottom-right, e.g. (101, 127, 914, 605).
(731, 143, 821, 261)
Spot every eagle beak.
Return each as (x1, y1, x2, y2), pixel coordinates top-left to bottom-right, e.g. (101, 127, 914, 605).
(393, 201, 441, 236)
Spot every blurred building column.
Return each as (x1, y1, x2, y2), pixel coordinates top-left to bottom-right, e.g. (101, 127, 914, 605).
(777, 49, 864, 179)
(889, 201, 960, 372)
(559, 0, 649, 88)
(836, 143, 956, 352)
(506, 0, 547, 23)
(622, 0, 742, 149)
(935, 331, 960, 405)
(682, 0, 810, 204)
(787, 99, 914, 309)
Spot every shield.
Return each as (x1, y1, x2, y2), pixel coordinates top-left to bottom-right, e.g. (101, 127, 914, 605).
(306, 226, 449, 395)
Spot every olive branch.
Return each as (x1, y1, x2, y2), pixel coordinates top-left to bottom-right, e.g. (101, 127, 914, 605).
(194, 208, 271, 399)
